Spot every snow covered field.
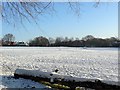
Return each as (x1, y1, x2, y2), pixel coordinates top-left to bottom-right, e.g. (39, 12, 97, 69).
(0, 47, 119, 88)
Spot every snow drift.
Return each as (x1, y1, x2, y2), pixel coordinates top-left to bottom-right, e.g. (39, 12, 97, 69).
(14, 69, 120, 89)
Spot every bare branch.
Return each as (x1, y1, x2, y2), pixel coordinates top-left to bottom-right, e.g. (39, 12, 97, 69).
(1, 1, 100, 26)
(2, 2, 54, 25)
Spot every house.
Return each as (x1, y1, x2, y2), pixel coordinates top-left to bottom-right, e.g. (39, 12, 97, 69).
(16, 42, 28, 46)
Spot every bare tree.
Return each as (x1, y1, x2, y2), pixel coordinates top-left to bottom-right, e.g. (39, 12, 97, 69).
(1, 2, 54, 24)
(82, 35, 95, 41)
(49, 37, 55, 44)
(64, 37, 69, 42)
(29, 36, 49, 46)
(0, 39, 2, 46)
(1, 1, 100, 25)
(55, 37, 64, 44)
(2, 33, 15, 45)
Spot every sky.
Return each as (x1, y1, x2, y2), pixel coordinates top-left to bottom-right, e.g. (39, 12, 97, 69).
(1, 2, 118, 41)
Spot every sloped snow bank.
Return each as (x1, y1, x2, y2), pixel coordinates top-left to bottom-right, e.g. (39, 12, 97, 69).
(15, 69, 96, 82)
(15, 69, 119, 86)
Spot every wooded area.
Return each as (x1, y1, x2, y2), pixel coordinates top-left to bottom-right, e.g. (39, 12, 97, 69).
(1, 34, 120, 47)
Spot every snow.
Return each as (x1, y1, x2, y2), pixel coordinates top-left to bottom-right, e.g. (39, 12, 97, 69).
(0, 47, 119, 88)
(15, 69, 59, 79)
(15, 68, 97, 82)
(15, 68, 119, 86)
(0, 73, 46, 89)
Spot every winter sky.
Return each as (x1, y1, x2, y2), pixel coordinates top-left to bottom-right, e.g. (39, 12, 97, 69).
(2, 2, 118, 41)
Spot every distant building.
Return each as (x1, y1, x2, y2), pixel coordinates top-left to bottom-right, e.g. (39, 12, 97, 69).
(2, 41, 16, 46)
(9, 42, 16, 45)
(16, 42, 28, 46)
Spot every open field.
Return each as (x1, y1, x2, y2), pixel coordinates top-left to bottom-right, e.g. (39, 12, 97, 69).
(0, 47, 118, 88)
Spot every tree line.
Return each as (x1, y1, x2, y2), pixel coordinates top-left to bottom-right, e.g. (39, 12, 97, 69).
(1, 34, 120, 47)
